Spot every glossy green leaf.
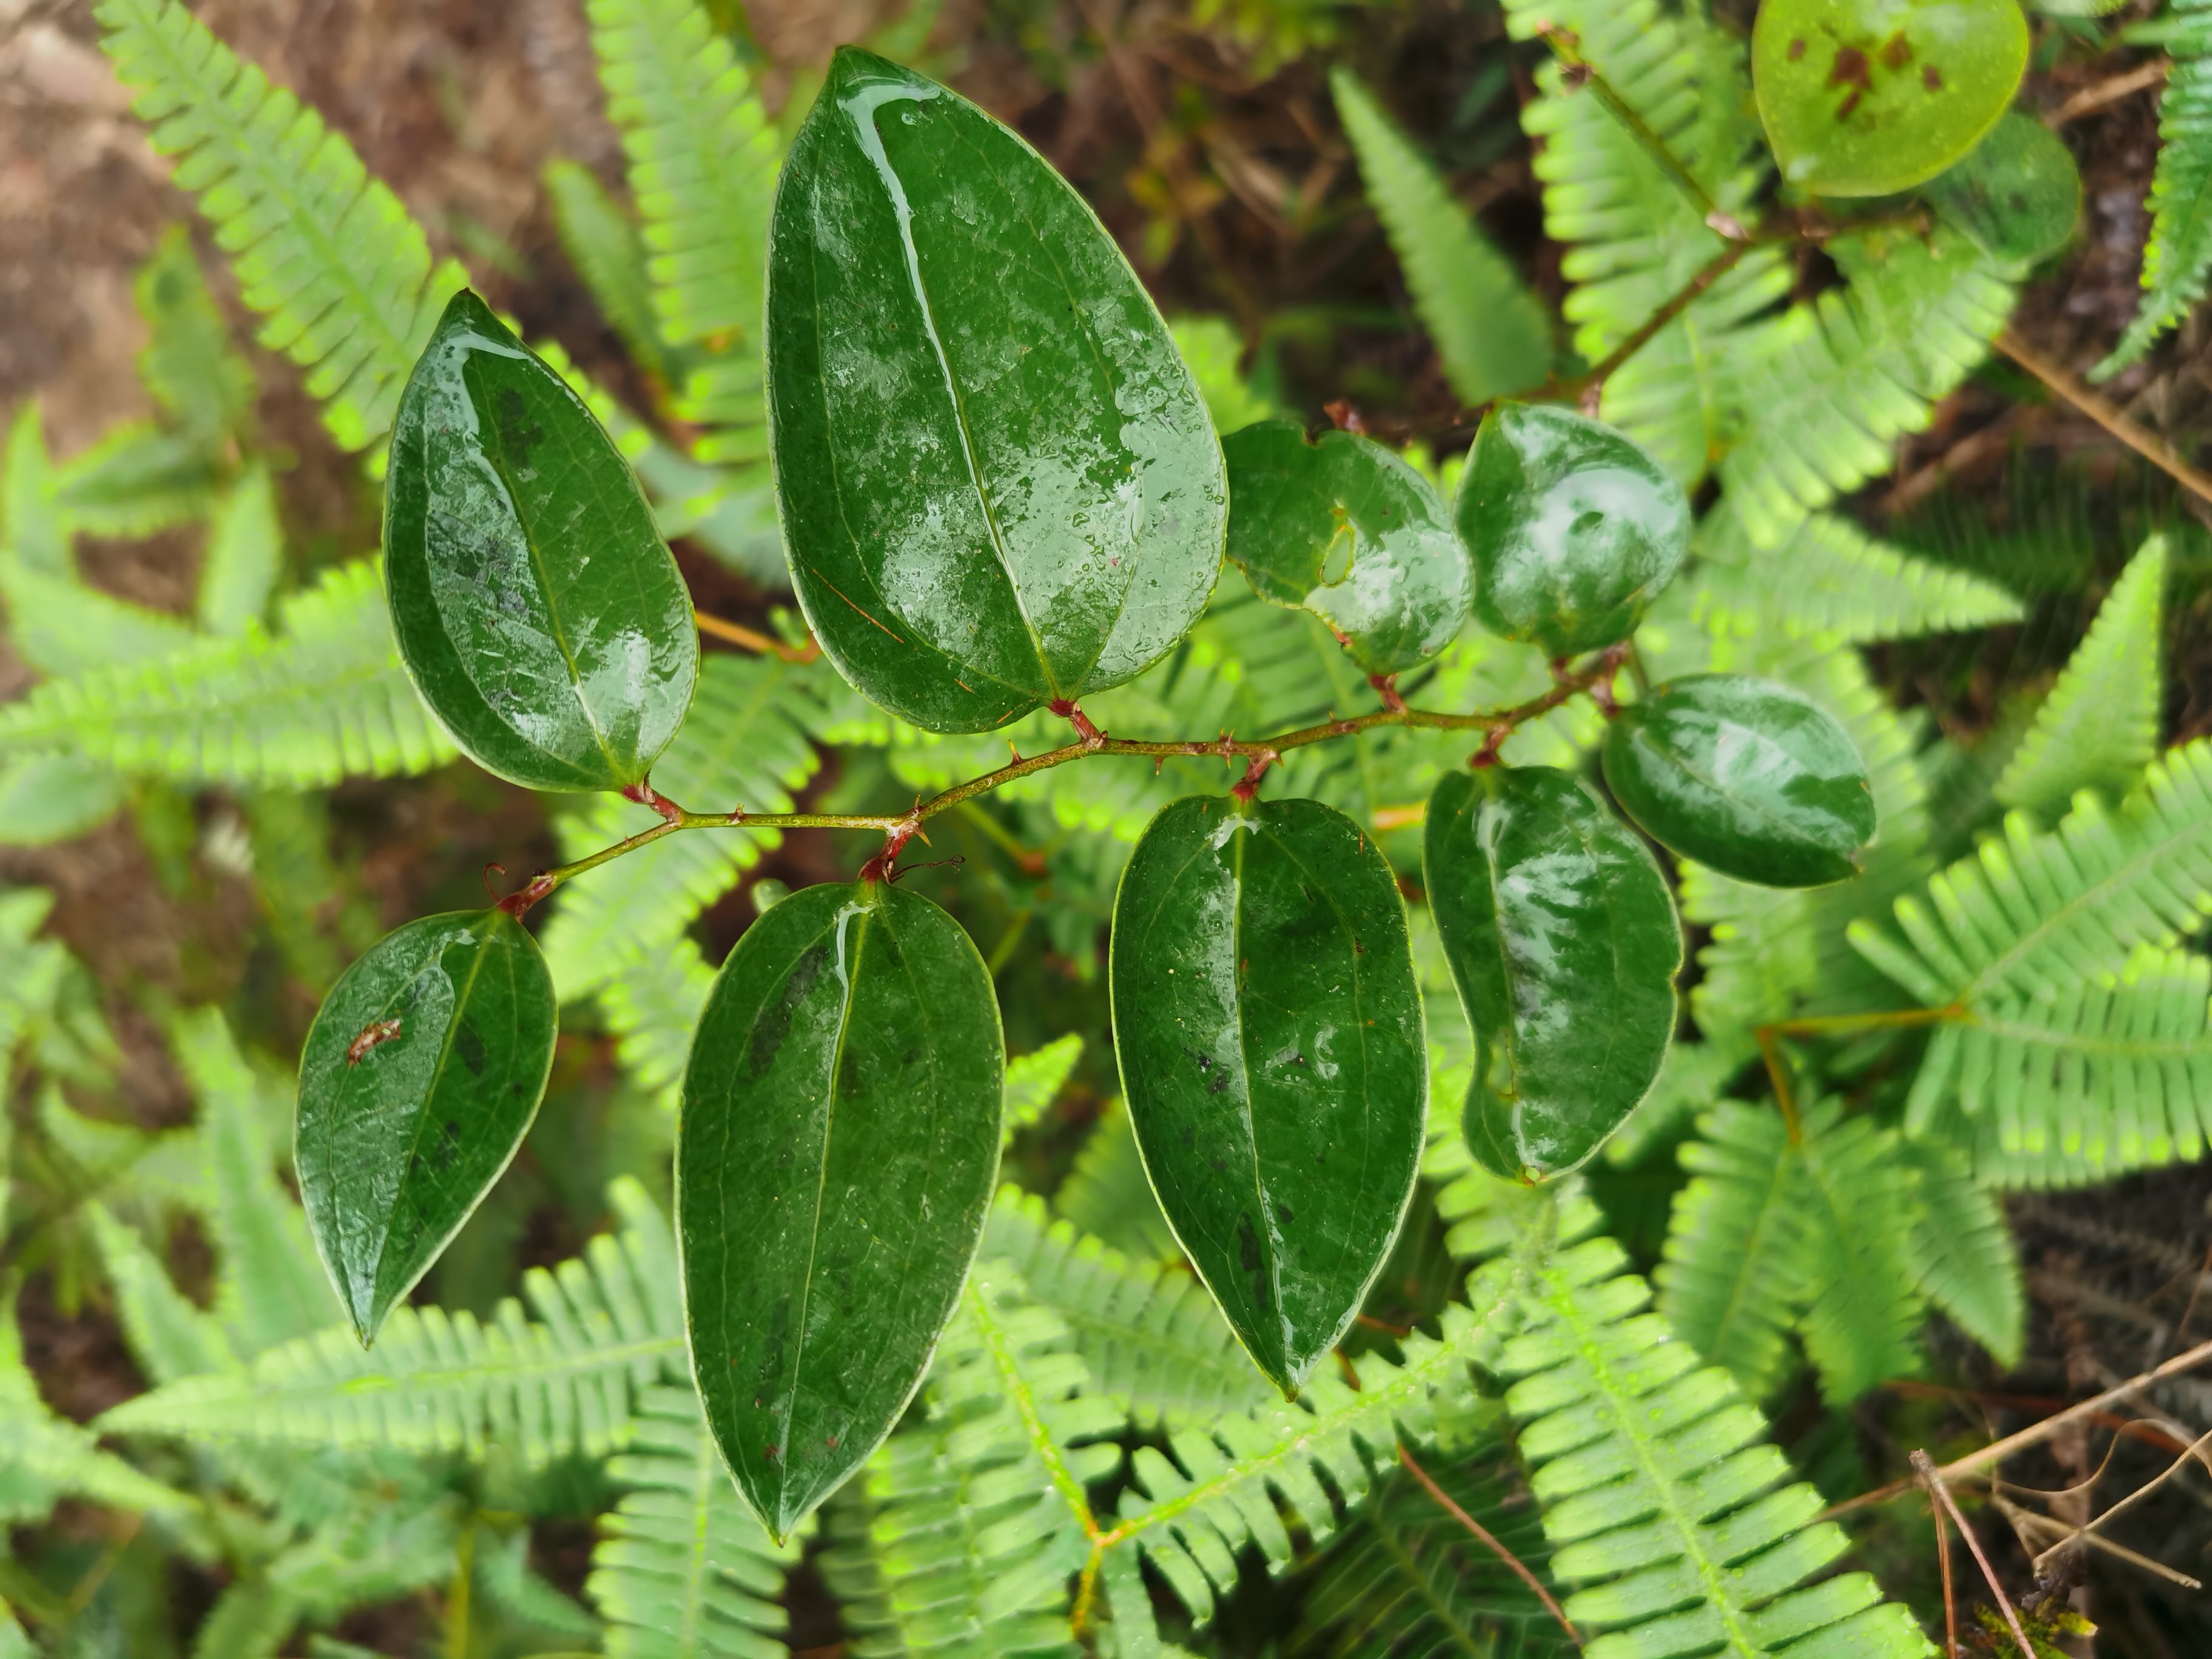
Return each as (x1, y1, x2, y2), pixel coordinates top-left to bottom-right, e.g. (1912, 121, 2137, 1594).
(1926, 111, 2081, 263)
(1108, 795, 1425, 1395)
(384, 289, 698, 792)
(1603, 673, 1877, 887)
(1222, 421, 1470, 675)
(295, 909, 558, 1345)
(679, 879, 1003, 1540)
(1752, 0, 2028, 198)
(1425, 766, 1680, 1182)
(1456, 404, 1688, 658)
(766, 48, 1225, 734)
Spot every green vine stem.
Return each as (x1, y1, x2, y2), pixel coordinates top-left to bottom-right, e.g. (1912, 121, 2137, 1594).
(493, 643, 1632, 917)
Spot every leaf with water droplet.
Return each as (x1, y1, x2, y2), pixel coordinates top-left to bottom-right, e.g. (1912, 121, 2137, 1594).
(1456, 404, 1687, 658)
(1603, 673, 1877, 887)
(297, 909, 557, 1345)
(385, 290, 698, 792)
(1752, 0, 2028, 198)
(1222, 421, 1469, 675)
(766, 49, 1226, 734)
(1110, 795, 1425, 1395)
(679, 879, 1002, 1540)
(1426, 767, 1679, 1182)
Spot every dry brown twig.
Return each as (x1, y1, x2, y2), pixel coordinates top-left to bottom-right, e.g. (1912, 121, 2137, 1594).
(1396, 1444, 1583, 1649)
(1914, 1450, 2036, 1659)
(1996, 330, 2212, 508)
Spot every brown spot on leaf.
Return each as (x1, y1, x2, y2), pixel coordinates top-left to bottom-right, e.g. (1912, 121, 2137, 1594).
(1837, 89, 1864, 121)
(1879, 31, 1912, 69)
(1789, 36, 1806, 61)
(1924, 64, 1944, 92)
(1829, 45, 1871, 92)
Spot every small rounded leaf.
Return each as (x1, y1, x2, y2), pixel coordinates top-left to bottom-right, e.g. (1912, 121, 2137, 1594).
(386, 289, 699, 792)
(1110, 796, 1425, 1395)
(768, 49, 1226, 734)
(680, 880, 1002, 1541)
(1222, 421, 1470, 675)
(1603, 673, 1877, 887)
(1456, 404, 1688, 658)
(297, 910, 557, 1346)
(1752, 0, 2029, 198)
(1426, 767, 1679, 1182)
(1925, 111, 2081, 264)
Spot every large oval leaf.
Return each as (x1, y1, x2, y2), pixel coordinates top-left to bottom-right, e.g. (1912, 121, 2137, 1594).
(1109, 795, 1424, 1395)
(679, 879, 1002, 1540)
(1456, 404, 1687, 659)
(1425, 767, 1679, 1182)
(296, 909, 557, 1345)
(1752, 0, 2028, 198)
(766, 48, 1225, 734)
(1222, 421, 1469, 675)
(1601, 673, 1877, 887)
(386, 289, 698, 792)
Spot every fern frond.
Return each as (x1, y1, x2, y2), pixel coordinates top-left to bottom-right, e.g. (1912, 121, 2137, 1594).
(1605, 1038, 1749, 1170)
(53, 422, 218, 537)
(586, 0, 777, 347)
(586, 0, 779, 466)
(87, 1202, 235, 1385)
(1167, 317, 1273, 433)
(982, 1188, 1267, 1429)
(199, 461, 283, 638)
(1994, 534, 2167, 817)
(135, 222, 255, 454)
(170, 1007, 330, 1357)
(598, 934, 716, 1115)
(97, 1177, 683, 1465)
(1107, 1203, 1557, 1626)
(1053, 1101, 1180, 1264)
(1655, 1102, 1808, 1400)
(1330, 68, 1552, 405)
(1, 403, 67, 575)
(1905, 946, 2212, 1188)
(94, 0, 467, 454)
(1849, 737, 2212, 1008)
(0, 890, 64, 1064)
(1004, 1034, 1084, 1138)
(1, 1278, 189, 1521)
(0, 756, 127, 848)
(1502, 0, 1789, 487)
(539, 652, 825, 999)
(1495, 1193, 1935, 1659)
(479, 1527, 600, 1641)
(0, 557, 456, 787)
(0, 558, 196, 679)
(545, 158, 671, 384)
(1718, 229, 2019, 548)
(588, 1385, 805, 1658)
(1691, 509, 2025, 645)
(2097, 1, 2212, 375)
(1895, 1138, 2023, 1366)
(1793, 1102, 1925, 1402)
(824, 1262, 1117, 1657)
(1293, 1436, 1570, 1659)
